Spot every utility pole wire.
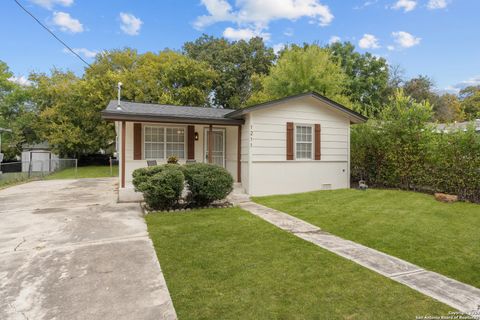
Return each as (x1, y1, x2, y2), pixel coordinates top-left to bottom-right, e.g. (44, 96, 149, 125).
(13, 0, 92, 67)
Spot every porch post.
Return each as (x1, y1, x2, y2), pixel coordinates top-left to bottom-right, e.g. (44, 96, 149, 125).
(208, 124, 213, 164)
(237, 125, 241, 182)
(121, 121, 126, 188)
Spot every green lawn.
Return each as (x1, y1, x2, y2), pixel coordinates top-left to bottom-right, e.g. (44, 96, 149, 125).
(45, 165, 118, 179)
(146, 208, 452, 319)
(254, 189, 480, 289)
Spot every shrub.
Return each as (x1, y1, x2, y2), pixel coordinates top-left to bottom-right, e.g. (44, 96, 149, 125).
(132, 164, 184, 210)
(351, 90, 480, 203)
(183, 163, 233, 206)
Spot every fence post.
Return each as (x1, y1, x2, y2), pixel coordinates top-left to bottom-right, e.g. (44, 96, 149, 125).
(28, 161, 32, 178)
(110, 157, 113, 177)
(74, 159, 78, 179)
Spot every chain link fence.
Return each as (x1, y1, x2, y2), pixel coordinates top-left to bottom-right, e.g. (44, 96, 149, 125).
(0, 159, 77, 187)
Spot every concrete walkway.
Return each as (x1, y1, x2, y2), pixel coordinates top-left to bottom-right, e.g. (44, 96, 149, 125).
(0, 178, 177, 320)
(230, 194, 480, 317)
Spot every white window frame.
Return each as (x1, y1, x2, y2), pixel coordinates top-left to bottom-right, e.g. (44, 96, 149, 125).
(143, 125, 186, 160)
(294, 124, 314, 160)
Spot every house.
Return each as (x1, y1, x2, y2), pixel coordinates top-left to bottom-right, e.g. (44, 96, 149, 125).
(101, 92, 367, 202)
(436, 119, 480, 133)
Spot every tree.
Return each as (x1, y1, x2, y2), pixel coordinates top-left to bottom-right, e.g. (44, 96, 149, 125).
(403, 75, 437, 104)
(459, 86, 480, 120)
(183, 35, 275, 109)
(328, 42, 390, 117)
(85, 49, 218, 107)
(30, 49, 219, 157)
(0, 61, 37, 159)
(30, 70, 114, 157)
(432, 94, 463, 122)
(247, 45, 354, 110)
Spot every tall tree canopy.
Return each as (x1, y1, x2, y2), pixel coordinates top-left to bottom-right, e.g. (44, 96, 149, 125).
(433, 94, 463, 122)
(248, 45, 354, 110)
(403, 75, 437, 105)
(183, 35, 275, 109)
(0, 61, 36, 159)
(328, 42, 390, 116)
(459, 86, 480, 120)
(30, 49, 219, 157)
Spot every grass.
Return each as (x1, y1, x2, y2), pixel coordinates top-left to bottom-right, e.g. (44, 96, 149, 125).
(0, 172, 40, 189)
(146, 207, 452, 319)
(45, 165, 118, 179)
(253, 189, 480, 289)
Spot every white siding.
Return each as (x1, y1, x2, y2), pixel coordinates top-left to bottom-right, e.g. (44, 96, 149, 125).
(248, 95, 351, 196)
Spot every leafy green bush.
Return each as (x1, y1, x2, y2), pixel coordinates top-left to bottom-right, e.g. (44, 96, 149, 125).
(183, 163, 233, 206)
(351, 90, 480, 203)
(132, 164, 184, 210)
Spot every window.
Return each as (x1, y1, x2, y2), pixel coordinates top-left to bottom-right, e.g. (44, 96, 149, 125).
(144, 126, 185, 159)
(295, 125, 313, 160)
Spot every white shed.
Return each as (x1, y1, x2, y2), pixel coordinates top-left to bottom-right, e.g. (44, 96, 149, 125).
(21, 142, 59, 172)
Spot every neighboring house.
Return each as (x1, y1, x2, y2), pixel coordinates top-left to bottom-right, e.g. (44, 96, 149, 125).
(101, 92, 367, 202)
(436, 119, 480, 133)
(21, 142, 59, 172)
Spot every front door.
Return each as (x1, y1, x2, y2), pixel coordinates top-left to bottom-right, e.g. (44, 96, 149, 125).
(204, 128, 225, 167)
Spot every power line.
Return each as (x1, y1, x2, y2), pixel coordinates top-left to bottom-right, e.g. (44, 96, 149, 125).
(13, 0, 92, 67)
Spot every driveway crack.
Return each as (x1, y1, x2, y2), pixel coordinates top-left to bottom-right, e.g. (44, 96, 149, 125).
(14, 237, 26, 252)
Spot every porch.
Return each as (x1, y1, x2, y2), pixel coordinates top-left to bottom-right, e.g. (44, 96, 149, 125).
(101, 100, 245, 201)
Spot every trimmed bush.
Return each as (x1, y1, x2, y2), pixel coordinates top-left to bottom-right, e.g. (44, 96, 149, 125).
(183, 163, 233, 206)
(132, 164, 184, 210)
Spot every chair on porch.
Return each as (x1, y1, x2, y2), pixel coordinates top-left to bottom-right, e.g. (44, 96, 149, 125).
(146, 160, 157, 167)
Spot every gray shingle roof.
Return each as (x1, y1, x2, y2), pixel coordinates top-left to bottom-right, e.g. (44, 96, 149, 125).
(436, 119, 480, 132)
(105, 100, 234, 120)
(102, 100, 244, 125)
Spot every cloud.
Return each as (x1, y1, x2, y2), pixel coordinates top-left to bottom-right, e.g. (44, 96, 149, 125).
(427, 0, 448, 9)
(442, 75, 480, 94)
(328, 35, 341, 44)
(223, 27, 270, 41)
(387, 45, 395, 51)
(195, 0, 333, 41)
(119, 12, 143, 36)
(284, 28, 294, 37)
(358, 34, 380, 49)
(63, 47, 98, 59)
(8, 75, 32, 86)
(272, 43, 286, 54)
(52, 11, 83, 33)
(392, 0, 417, 12)
(354, 0, 379, 9)
(30, 0, 73, 10)
(392, 31, 421, 48)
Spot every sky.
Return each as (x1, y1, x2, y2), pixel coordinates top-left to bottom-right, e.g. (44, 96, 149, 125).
(0, 0, 479, 94)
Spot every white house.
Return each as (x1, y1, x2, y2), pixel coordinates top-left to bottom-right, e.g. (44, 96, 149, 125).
(101, 92, 367, 202)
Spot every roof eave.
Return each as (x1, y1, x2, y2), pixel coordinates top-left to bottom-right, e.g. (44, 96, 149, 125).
(101, 111, 244, 125)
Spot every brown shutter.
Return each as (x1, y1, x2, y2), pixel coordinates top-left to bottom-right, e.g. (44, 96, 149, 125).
(133, 123, 142, 160)
(187, 125, 195, 160)
(314, 124, 321, 160)
(286, 122, 294, 160)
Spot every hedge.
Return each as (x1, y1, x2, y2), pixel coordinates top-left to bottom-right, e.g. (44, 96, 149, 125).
(351, 90, 480, 203)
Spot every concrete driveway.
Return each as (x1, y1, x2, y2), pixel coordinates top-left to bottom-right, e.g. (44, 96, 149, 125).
(0, 178, 176, 320)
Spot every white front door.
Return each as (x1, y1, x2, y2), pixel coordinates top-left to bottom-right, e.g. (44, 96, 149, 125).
(204, 128, 225, 167)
